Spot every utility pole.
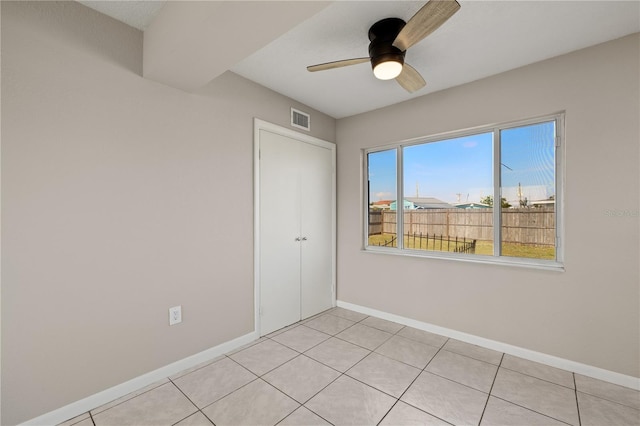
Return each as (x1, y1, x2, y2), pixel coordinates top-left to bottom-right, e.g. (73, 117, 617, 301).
(518, 182, 523, 206)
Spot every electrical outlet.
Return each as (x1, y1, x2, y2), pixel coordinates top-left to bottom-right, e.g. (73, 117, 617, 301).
(169, 306, 182, 326)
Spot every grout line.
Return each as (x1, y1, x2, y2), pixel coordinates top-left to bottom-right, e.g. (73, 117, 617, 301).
(397, 341, 445, 399)
(227, 349, 292, 379)
(385, 339, 453, 425)
(259, 360, 345, 417)
(498, 364, 576, 390)
(331, 334, 389, 352)
(439, 340, 504, 366)
(489, 361, 576, 425)
(572, 387, 640, 412)
(272, 328, 333, 355)
(168, 379, 200, 415)
(327, 322, 397, 352)
(376, 399, 400, 426)
(169, 357, 225, 382)
(574, 373, 583, 426)
(342, 358, 402, 400)
(394, 326, 449, 349)
(488, 395, 575, 426)
(196, 376, 261, 413)
(338, 377, 401, 424)
(294, 405, 335, 426)
(263, 352, 304, 376)
(326, 308, 368, 324)
(259, 377, 305, 406)
(420, 337, 447, 371)
(273, 359, 345, 425)
(304, 314, 358, 336)
(169, 411, 195, 426)
(89, 411, 96, 426)
(274, 407, 304, 426)
(422, 370, 495, 396)
(199, 409, 216, 426)
(478, 352, 504, 425)
(302, 348, 365, 376)
(372, 346, 435, 371)
(301, 369, 344, 404)
(88, 379, 170, 418)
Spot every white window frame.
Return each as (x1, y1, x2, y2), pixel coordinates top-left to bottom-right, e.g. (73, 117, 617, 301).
(363, 113, 565, 271)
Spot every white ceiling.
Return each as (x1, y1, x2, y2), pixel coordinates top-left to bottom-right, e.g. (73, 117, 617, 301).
(79, 1, 639, 119)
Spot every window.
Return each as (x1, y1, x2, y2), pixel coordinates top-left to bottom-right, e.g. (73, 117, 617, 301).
(365, 114, 563, 268)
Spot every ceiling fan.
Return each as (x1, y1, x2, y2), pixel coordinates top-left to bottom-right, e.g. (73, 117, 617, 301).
(306, 0, 461, 93)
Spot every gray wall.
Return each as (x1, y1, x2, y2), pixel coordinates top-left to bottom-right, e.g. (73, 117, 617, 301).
(337, 34, 639, 379)
(1, 2, 335, 424)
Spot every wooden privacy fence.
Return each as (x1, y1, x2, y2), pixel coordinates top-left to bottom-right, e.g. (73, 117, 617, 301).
(369, 211, 383, 235)
(369, 207, 555, 246)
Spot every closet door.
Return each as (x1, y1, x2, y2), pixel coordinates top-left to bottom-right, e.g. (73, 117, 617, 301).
(257, 121, 335, 336)
(299, 141, 333, 319)
(259, 130, 302, 335)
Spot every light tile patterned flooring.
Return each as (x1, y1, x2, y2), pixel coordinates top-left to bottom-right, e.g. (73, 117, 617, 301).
(60, 307, 640, 426)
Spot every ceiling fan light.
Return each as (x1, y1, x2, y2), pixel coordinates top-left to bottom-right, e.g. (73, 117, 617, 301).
(373, 60, 403, 80)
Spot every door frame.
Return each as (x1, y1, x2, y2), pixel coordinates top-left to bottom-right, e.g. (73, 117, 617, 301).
(253, 118, 336, 336)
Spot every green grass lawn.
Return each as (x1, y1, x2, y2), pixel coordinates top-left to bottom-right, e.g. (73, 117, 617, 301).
(368, 234, 555, 260)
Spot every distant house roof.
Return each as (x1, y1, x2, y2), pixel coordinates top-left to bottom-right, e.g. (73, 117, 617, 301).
(405, 197, 453, 209)
(390, 199, 416, 210)
(370, 200, 392, 210)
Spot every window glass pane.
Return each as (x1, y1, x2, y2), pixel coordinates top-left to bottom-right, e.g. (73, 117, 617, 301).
(500, 121, 556, 260)
(367, 149, 397, 247)
(402, 133, 493, 255)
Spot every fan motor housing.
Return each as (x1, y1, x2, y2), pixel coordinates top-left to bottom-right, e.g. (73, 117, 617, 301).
(368, 18, 406, 71)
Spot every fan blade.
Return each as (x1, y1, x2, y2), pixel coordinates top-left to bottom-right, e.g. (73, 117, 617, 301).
(307, 58, 369, 72)
(393, 0, 460, 51)
(396, 63, 426, 93)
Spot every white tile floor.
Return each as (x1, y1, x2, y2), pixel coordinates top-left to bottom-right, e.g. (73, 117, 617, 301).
(59, 307, 640, 426)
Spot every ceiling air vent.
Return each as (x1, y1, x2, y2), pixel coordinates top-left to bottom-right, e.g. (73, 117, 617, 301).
(291, 108, 311, 131)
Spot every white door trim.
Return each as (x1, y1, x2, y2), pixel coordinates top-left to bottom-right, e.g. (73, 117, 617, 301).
(253, 118, 336, 336)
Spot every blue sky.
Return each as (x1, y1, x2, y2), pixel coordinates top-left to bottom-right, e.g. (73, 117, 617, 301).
(368, 121, 555, 204)
(501, 121, 556, 201)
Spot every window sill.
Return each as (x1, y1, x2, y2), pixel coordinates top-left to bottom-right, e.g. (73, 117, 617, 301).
(363, 246, 565, 272)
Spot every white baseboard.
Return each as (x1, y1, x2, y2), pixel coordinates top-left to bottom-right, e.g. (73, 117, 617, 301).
(21, 331, 259, 426)
(337, 300, 640, 391)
